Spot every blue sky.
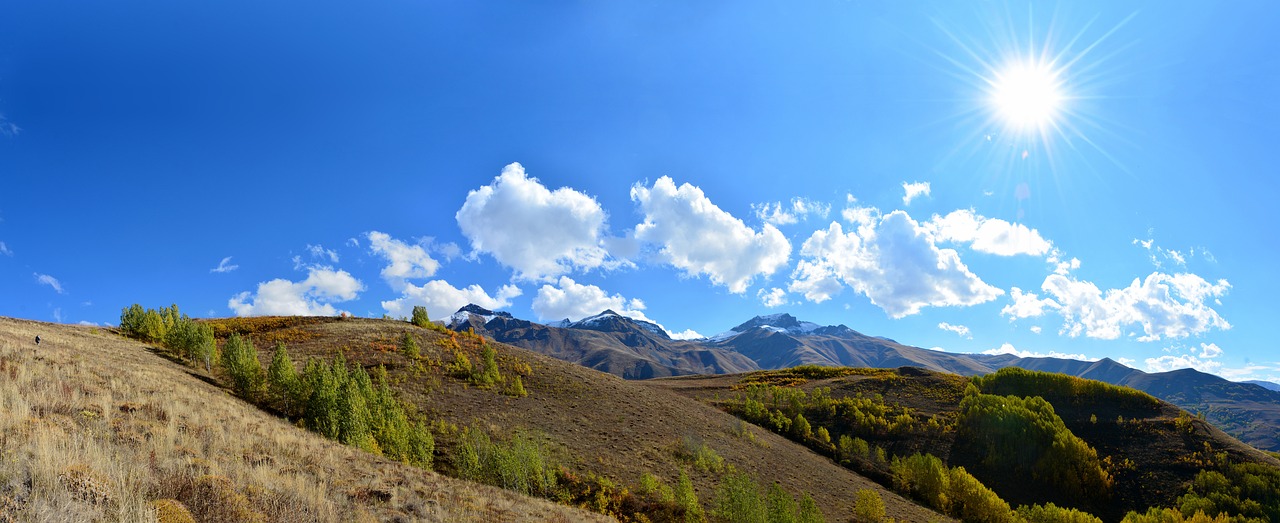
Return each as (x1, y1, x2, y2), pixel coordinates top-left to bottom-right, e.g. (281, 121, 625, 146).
(2, 1, 1277, 382)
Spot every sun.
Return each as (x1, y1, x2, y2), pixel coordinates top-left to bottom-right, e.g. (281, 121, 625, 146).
(989, 58, 1065, 133)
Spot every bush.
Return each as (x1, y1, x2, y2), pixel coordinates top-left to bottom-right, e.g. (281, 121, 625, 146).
(676, 469, 704, 523)
(454, 427, 557, 498)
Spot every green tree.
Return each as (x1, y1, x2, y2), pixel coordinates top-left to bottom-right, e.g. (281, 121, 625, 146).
(220, 333, 265, 400)
(713, 470, 766, 523)
(766, 483, 798, 523)
(338, 364, 376, 452)
(411, 305, 431, 328)
(303, 358, 340, 439)
(1017, 503, 1103, 523)
(676, 469, 705, 523)
(793, 413, 812, 440)
(473, 344, 501, 386)
(796, 492, 823, 523)
(891, 453, 950, 512)
(505, 374, 528, 397)
(266, 342, 300, 414)
(852, 489, 886, 523)
(400, 332, 420, 360)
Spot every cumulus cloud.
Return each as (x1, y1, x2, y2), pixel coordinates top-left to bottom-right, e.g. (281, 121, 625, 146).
(1145, 343, 1226, 374)
(632, 176, 790, 294)
(668, 329, 706, 340)
(210, 256, 239, 274)
(981, 342, 1096, 361)
(925, 209, 1052, 256)
(938, 322, 972, 338)
(381, 279, 521, 320)
(1001, 287, 1059, 319)
(456, 163, 612, 280)
(35, 273, 63, 294)
(1030, 326, 1043, 334)
(752, 197, 831, 226)
(366, 231, 440, 290)
(532, 277, 702, 338)
(789, 212, 1003, 318)
(229, 267, 364, 316)
(902, 181, 931, 206)
(758, 288, 788, 308)
(1039, 272, 1231, 341)
(532, 276, 650, 322)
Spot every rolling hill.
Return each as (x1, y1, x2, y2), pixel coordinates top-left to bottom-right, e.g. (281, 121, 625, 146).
(0, 316, 604, 522)
(449, 306, 1280, 452)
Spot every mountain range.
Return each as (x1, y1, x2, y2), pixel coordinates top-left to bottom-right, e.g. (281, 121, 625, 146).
(448, 305, 1280, 452)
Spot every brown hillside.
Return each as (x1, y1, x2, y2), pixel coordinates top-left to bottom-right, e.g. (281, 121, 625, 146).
(207, 316, 952, 522)
(0, 317, 606, 522)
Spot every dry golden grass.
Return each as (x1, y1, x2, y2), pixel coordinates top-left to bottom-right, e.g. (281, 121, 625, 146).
(0, 317, 608, 522)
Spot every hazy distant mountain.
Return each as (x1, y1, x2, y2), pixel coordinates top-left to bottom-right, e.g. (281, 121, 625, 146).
(1244, 380, 1280, 392)
(447, 305, 1280, 451)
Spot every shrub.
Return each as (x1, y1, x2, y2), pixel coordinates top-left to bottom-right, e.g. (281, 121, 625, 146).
(151, 499, 196, 523)
(677, 435, 725, 474)
(454, 427, 557, 498)
(505, 374, 528, 397)
(766, 482, 798, 523)
(852, 489, 886, 523)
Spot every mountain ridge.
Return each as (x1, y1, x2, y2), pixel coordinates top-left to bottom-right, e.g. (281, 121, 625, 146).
(447, 304, 1280, 452)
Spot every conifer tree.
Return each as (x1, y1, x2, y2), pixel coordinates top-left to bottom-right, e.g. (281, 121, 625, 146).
(474, 344, 501, 386)
(303, 358, 340, 439)
(411, 305, 431, 328)
(400, 332, 420, 360)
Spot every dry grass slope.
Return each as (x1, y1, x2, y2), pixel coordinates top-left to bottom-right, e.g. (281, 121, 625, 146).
(0, 317, 607, 523)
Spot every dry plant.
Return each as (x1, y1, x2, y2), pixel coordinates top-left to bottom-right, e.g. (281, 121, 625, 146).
(0, 317, 607, 523)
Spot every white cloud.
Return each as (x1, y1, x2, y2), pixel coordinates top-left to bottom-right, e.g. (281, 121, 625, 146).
(1145, 353, 1223, 374)
(1039, 272, 1230, 341)
(1117, 357, 1136, 367)
(668, 329, 706, 340)
(366, 231, 440, 291)
(307, 244, 339, 263)
(532, 276, 650, 322)
(381, 280, 522, 320)
(210, 256, 239, 274)
(456, 162, 612, 280)
(1199, 342, 1223, 359)
(77, 320, 99, 326)
(925, 209, 1052, 257)
(902, 181, 931, 206)
(632, 176, 790, 294)
(229, 266, 364, 317)
(0, 241, 11, 256)
(346, 237, 360, 247)
(937, 322, 972, 338)
(35, 273, 63, 294)
(1030, 326, 1043, 334)
(53, 307, 63, 323)
(532, 276, 702, 339)
(1134, 237, 1211, 268)
(981, 342, 1096, 361)
(789, 212, 1003, 318)
(1001, 287, 1059, 319)
(758, 287, 788, 308)
(752, 197, 831, 226)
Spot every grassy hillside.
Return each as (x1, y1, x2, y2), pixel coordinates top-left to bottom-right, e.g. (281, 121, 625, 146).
(193, 315, 949, 522)
(0, 317, 606, 522)
(650, 366, 1280, 523)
